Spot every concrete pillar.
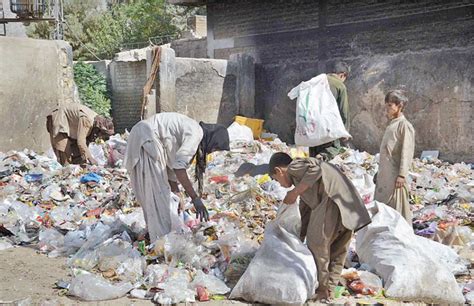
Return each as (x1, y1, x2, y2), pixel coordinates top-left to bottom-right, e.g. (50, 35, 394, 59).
(230, 53, 256, 118)
(156, 47, 177, 113)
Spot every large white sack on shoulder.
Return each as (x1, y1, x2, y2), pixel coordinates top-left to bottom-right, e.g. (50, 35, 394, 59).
(288, 74, 350, 147)
(228, 122, 254, 142)
(230, 204, 318, 305)
(356, 202, 465, 304)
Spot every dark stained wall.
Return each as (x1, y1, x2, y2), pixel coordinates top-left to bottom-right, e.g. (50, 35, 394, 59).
(206, 0, 474, 162)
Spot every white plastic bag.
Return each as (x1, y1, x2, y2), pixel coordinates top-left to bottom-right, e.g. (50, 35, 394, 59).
(356, 202, 465, 303)
(68, 273, 133, 301)
(288, 74, 350, 147)
(38, 228, 64, 253)
(227, 122, 254, 142)
(89, 143, 107, 167)
(154, 268, 195, 304)
(230, 204, 318, 304)
(170, 193, 185, 232)
(191, 270, 230, 295)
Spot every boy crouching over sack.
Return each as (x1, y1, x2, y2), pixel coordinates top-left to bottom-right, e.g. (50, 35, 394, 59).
(269, 152, 371, 301)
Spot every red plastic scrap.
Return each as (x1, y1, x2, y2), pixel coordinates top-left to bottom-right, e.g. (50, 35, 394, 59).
(348, 280, 376, 296)
(209, 176, 229, 184)
(86, 207, 104, 218)
(196, 286, 210, 301)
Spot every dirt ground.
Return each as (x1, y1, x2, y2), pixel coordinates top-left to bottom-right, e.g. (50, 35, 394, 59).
(0, 246, 149, 305)
(0, 246, 257, 306)
(0, 246, 428, 306)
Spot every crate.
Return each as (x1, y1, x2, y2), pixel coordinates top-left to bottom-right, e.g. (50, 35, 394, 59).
(234, 116, 264, 139)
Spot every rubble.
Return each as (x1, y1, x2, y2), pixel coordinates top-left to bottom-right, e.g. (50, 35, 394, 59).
(0, 132, 472, 303)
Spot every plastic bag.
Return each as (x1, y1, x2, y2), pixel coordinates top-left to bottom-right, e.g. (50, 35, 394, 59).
(288, 73, 350, 147)
(69, 223, 116, 270)
(163, 232, 207, 269)
(154, 268, 195, 304)
(24, 173, 43, 183)
(356, 202, 465, 303)
(170, 193, 186, 233)
(68, 273, 133, 301)
(144, 264, 169, 288)
(38, 228, 64, 253)
(219, 231, 259, 287)
(191, 270, 230, 295)
(0, 237, 14, 250)
(62, 230, 87, 254)
(342, 269, 383, 296)
(116, 256, 146, 283)
(119, 209, 147, 237)
(230, 204, 318, 304)
(228, 122, 254, 142)
(95, 237, 145, 282)
(89, 143, 107, 167)
(80, 173, 102, 184)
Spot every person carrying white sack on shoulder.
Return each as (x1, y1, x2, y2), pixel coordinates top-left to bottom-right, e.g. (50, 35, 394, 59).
(309, 62, 352, 159)
(124, 112, 230, 242)
(288, 62, 351, 161)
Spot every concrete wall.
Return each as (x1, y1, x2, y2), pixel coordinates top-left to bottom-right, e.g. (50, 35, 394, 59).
(0, 37, 74, 152)
(161, 48, 254, 125)
(102, 46, 254, 132)
(175, 57, 236, 124)
(171, 37, 208, 58)
(206, 0, 474, 162)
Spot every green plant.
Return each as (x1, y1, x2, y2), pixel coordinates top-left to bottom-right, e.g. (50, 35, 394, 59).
(73, 62, 111, 117)
(27, 0, 200, 60)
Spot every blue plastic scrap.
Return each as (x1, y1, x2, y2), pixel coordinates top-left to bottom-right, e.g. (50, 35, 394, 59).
(80, 173, 102, 184)
(25, 173, 43, 183)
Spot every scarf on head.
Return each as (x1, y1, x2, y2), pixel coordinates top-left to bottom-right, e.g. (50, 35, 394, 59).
(195, 122, 230, 195)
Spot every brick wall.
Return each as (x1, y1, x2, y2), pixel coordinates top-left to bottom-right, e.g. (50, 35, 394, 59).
(109, 60, 147, 132)
(205, 0, 474, 162)
(210, 0, 319, 39)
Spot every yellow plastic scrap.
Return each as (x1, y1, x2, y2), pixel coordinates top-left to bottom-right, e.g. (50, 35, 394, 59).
(290, 147, 309, 159)
(257, 174, 271, 185)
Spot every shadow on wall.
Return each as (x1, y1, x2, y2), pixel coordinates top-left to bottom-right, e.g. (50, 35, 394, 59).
(217, 73, 238, 126)
(258, 50, 473, 163)
(347, 50, 473, 163)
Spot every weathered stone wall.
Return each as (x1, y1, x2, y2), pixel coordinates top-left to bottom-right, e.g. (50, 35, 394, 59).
(175, 58, 236, 124)
(171, 37, 208, 58)
(109, 60, 147, 132)
(0, 37, 74, 152)
(165, 51, 254, 125)
(207, 0, 474, 162)
(102, 46, 254, 131)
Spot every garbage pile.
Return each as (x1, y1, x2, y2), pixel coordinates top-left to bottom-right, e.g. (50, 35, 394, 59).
(408, 159, 474, 256)
(0, 135, 292, 303)
(0, 132, 472, 304)
(332, 151, 474, 250)
(331, 151, 473, 304)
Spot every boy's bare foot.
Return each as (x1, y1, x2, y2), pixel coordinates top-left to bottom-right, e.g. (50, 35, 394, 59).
(312, 288, 330, 302)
